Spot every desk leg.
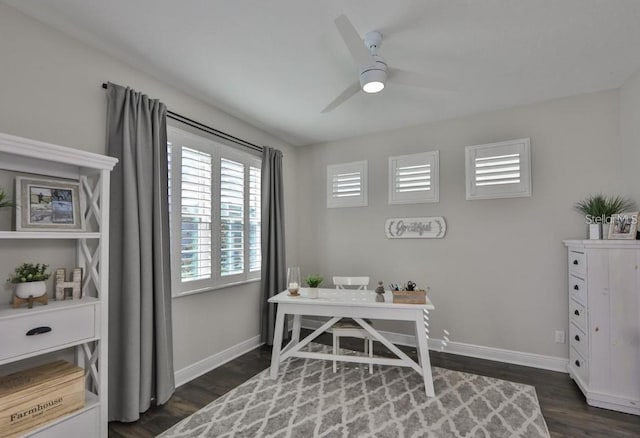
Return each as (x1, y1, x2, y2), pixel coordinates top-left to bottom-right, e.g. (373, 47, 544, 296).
(415, 309, 435, 397)
(270, 307, 286, 380)
(291, 314, 302, 344)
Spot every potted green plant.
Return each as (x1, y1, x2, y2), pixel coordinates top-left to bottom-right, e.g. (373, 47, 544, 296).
(304, 274, 323, 299)
(574, 194, 635, 239)
(8, 263, 51, 298)
(0, 187, 14, 209)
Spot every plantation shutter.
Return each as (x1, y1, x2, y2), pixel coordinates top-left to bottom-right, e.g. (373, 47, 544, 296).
(389, 151, 439, 204)
(465, 138, 531, 200)
(249, 166, 261, 272)
(220, 158, 245, 276)
(168, 126, 262, 295)
(180, 146, 213, 281)
(326, 160, 368, 208)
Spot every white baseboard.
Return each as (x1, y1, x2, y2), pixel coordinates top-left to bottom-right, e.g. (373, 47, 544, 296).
(174, 319, 569, 388)
(301, 318, 568, 373)
(174, 335, 263, 388)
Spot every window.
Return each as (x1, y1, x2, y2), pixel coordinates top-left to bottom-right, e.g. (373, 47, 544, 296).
(389, 151, 439, 204)
(326, 160, 368, 208)
(465, 138, 531, 200)
(168, 126, 261, 296)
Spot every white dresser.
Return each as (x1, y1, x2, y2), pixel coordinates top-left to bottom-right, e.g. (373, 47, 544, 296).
(564, 240, 640, 415)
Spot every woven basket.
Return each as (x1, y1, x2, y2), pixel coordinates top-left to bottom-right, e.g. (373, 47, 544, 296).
(392, 289, 427, 304)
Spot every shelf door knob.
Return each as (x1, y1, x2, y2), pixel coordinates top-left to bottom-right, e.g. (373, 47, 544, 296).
(575, 360, 581, 367)
(574, 310, 580, 316)
(573, 285, 579, 290)
(573, 260, 579, 265)
(574, 335, 580, 342)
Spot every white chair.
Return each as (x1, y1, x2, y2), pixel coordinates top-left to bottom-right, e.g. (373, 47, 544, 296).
(332, 276, 373, 374)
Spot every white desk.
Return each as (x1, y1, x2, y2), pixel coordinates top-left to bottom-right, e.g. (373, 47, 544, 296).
(268, 288, 436, 397)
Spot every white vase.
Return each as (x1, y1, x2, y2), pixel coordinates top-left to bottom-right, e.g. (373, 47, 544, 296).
(308, 287, 319, 299)
(588, 223, 602, 240)
(15, 281, 46, 299)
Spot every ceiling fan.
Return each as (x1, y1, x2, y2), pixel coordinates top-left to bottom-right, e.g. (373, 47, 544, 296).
(322, 14, 453, 113)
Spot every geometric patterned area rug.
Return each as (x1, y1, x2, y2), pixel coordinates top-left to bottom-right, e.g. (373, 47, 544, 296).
(158, 343, 550, 438)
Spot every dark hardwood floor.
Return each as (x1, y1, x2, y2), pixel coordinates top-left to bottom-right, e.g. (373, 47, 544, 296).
(109, 331, 640, 437)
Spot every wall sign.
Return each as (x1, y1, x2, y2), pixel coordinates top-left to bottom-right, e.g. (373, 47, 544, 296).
(385, 217, 446, 239)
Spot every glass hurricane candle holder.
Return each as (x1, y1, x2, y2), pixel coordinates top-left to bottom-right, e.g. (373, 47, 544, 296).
(287, 267, 300, 296)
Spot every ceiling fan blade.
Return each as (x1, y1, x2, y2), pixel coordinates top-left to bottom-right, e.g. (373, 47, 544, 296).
(388, 68, 457, 91)
(321, 82, 361, 113)
(334, 15, 375, 67)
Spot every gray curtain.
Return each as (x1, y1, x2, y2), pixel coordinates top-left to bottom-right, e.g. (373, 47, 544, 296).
(260, 146, 287, 345)
(106, 82, 175, 422)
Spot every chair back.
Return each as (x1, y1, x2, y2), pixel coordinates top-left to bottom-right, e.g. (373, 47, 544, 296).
(333, 276, 369, 290)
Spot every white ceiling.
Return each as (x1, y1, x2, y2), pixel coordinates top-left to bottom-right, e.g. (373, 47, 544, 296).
(4, 0, 640, 146)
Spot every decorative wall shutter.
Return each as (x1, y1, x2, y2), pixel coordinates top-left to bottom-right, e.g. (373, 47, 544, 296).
(326, 160, 368, 208)
(389, 151, 439, 204)
(465, 138, 531, 200)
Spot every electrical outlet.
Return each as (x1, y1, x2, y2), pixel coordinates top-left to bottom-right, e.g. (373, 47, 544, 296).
(555, 330, 566, 344)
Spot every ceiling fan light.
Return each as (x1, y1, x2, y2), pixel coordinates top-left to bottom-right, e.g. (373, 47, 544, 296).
(362, 81, 385, 93)
(360, 67, 387, 94)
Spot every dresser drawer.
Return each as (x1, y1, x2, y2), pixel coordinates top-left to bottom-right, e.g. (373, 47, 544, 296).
(570, 347, 588, 384)
(569, 322, 588, 358)
(568, 250, 586, 276)
(0, 304, 96, 362)
(569, 275, 587, 305)
(569, 299, 587, 330)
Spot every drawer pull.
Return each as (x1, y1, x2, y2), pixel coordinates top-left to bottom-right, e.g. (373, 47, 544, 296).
(574, 310, 580, 316)
(575, 360, 581, 367)
(573, 260, 579, 265)
(574, 334, 580, 342)
(26, 326, 52, 336)
(573, 285, 579, 290)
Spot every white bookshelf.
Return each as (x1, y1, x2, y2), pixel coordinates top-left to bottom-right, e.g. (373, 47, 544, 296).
(0, 231, 101, 239)
(0, 132, 117, 438)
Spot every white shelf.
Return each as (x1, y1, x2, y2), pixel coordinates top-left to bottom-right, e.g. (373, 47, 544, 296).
(0, 132, 118, 171)
(25, 391, 100, 437)
(0, 296, 98, 318)
(0, 231, 101, 239)
(0, 132, 113, 437)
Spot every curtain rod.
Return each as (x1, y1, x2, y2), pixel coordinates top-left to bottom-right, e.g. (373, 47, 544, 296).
(101, 83, 263, 153)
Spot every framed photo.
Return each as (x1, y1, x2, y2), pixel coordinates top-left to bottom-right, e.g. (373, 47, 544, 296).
(608, 212, 639, 240)
(15, 177, 85, 231)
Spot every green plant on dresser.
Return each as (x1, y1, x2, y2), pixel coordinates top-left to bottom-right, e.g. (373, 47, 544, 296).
(574, 194, 635, 239)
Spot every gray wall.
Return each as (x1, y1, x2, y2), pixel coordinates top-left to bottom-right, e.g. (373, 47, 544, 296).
(620, 70, 640, 205)
(296, 90, 624, 359)
(0, 3, 298, 372)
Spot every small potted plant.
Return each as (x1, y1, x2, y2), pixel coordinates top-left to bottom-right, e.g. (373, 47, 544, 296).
(304, 274, 323, 299)
(0, 187, 14, 209)
(574, 194, 635, 239)
(8, 263, 51, 299)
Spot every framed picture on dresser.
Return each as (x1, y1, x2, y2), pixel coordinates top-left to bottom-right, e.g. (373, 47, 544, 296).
(608, 212, 639, 239)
